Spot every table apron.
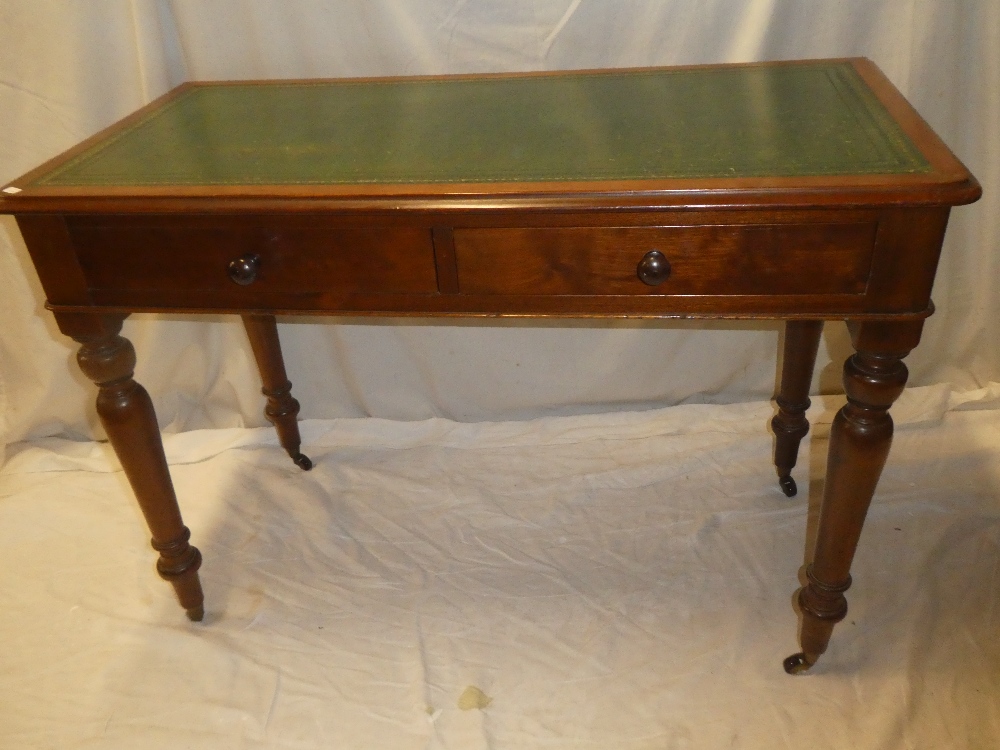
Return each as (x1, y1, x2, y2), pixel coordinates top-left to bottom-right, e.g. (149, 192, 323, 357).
(19, 205, 951, 320)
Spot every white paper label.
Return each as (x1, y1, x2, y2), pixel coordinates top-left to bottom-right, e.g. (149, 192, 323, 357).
(2, 186, 22, 194)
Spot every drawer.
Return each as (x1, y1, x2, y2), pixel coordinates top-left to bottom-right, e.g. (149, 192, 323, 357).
(453, 223, 878, 296)
(67, 216, 438, 296)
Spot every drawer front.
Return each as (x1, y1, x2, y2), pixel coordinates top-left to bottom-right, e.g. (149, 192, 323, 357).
(68, 217, 438, 296)
(454, 223, 877, 296)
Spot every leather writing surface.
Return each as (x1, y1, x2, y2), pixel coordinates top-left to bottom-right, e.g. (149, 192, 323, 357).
(34, 62, 929, 187)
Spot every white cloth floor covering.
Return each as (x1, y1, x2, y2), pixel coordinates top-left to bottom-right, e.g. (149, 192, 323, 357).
(2, 386, 998, 749)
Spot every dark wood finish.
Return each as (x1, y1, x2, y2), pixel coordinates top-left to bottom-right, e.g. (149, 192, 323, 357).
(57, 312, 204, 621)
(772, 320, 824, 497)
(784, 319, 923, 673)
(864, 208, 952, 312)
(0, 60, 981, 673)
(242, 314, 312, 471)
(57, 208, 925, 319)
(431, 226, 460, 294)
(67, 215, 438, 297)
(14, 215, 92, 305)
(453, 222, 876, 296)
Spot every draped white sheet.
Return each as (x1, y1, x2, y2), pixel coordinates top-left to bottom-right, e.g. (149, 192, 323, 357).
(2, 387, 999, 748)
(1, 0, 998, 446)
(1, 2, 999, 747)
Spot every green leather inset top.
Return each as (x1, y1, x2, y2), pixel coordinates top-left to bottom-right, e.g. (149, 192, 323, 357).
(33, 62, 929, 187)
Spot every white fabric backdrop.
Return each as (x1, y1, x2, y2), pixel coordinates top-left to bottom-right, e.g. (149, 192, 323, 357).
(1, 4, 999, 748)
(0, 0, 998, 450)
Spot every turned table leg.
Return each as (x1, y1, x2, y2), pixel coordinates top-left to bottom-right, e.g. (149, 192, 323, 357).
(242, 314, 312, 470)
(772, 320, 824, 497)
(784, 320, 923, 673)
(59, 313, 204, 621)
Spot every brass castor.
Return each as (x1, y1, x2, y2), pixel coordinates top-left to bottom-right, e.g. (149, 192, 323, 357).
(782, 652, 816, 674)
(292, 453, 313, 471)
(778, 474, 797, 497)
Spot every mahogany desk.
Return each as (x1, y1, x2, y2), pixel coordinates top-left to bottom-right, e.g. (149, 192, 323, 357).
(0, 59, 980, 673)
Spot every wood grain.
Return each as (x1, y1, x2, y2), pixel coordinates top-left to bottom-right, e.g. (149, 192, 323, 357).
(0, 61, 981, 671)
(62, 313, 204, 621)
(453, 223, 876, 296)
(242, 314, 312, 471)
(68, 215, 438, 296)
(772, 320, 824, 497)
(785, 318, 922, 673)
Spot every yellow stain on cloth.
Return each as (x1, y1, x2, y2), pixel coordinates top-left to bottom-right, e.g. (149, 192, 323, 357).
(457, 686, 493, 711)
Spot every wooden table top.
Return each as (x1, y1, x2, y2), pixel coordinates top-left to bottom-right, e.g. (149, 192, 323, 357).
(0, 58, 978, 212)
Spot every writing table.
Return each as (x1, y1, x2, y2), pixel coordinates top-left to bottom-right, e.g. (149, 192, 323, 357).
(0, 58, 980, 673)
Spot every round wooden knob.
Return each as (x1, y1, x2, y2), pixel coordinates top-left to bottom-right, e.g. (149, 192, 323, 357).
(636, 250, 670, 286)
(227, 253, 260, 285)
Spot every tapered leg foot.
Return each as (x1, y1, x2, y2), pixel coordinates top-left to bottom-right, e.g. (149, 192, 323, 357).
(242, 315, 311, 470)
(772, 320, 823, 496)
(153, 526, 203, 616)
(783, 652, 816, 674)
(778, 475, 797, 497)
